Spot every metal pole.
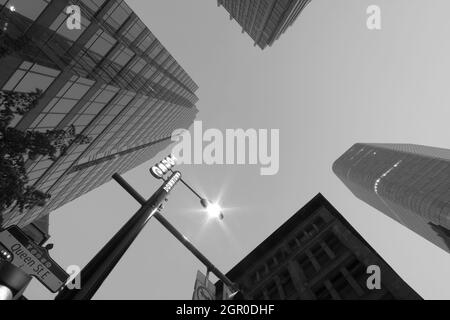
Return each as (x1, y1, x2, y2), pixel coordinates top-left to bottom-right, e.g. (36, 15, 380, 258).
(153, 212, 236, 290)
(179, 178, 203, 200)
(55, 172, 181, 300)
(111, 173, 237, 291)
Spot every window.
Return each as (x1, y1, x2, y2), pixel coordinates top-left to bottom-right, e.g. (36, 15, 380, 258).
(274, 250, 285, 264)
(313, 216, 326, 230)
(346, 257, 367, 291)
(266, 282, 280, 300)
(104, 1, 131, 31)
(295, 231, 307, 243)
(137, 34, 155, 52)
(279, 270, 296, 299)
(4, 0, 49, 20)
(85, 30, 116, 57)
(304, 225, 316, 237)
(311, 244, 332, 267)
(324, 233, 347, 256)
(81, 0, 106, 12)
(267, 257, 277, 271)
(330, 272, 358, 299)
(297, 254, 316, 280)
(123, 20, 145, 43)
(313, 284, 332, 300)
(252, 291, 264, 300)
(256, 266, 266, 282)
(111, 46, 134, 66)
(3, 62, 59, 92)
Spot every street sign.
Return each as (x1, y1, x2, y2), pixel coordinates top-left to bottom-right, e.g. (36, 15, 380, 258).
(222, 284, 234, 300)
(0, 226, 69, 293)
(192, 270, 216, 300)
(150, 154, 177, 179)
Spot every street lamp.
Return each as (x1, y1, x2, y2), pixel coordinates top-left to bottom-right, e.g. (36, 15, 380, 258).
(174, 173, 224, 221)
(200, 199, 224, 220)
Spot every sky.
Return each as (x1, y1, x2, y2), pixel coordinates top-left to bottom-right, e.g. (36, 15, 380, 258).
(25, 0, 450, 299)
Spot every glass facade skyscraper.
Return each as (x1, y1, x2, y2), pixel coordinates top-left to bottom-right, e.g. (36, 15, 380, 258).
(333, 143, 450, 253)
(217, 0, 312, 49)
(0, 0, 199, 228)
(215, 194, 420, 300)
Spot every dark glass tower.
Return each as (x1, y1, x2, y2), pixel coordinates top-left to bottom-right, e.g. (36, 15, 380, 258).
(217, 0, 312, 49)
(0, 0, 199, 228)
(333, 143, 450, 253)
(215, 194, 420, 300)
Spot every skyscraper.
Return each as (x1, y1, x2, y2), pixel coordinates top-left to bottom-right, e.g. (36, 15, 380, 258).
(0, 0, 199, 229)
(217, 0, 312, 49)
(333, 143, 450, 253)
(215, 194, 420, 300)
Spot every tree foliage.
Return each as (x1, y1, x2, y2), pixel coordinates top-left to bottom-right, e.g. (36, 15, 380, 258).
(0, 89, 91, 214)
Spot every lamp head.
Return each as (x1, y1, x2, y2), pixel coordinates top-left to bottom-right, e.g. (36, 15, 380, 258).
(200, 199, 224, 220)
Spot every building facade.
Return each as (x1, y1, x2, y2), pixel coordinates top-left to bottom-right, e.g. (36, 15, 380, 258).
(216, 194, 420, 300)
(0, 0, 199, 229)
(217, 0, 312, 49)
(333, 143, 450, 253)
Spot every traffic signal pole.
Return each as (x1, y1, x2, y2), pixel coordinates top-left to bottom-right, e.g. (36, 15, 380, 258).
(55, 171, 182, 300)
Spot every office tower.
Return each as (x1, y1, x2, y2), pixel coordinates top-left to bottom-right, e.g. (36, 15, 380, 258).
(217, 0, 312, 49)
(333, 143, 450, 253)
(0, 0, 199, 228)
(215, 194, 420, 300)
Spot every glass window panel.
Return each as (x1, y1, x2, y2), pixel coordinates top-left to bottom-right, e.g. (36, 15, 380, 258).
(2, 70, 26, 90)
(124, 20, 144, 42)
(83, 102, 104, 114)
(37, 113, 66, 128)
(111, 47, 134, 66)
(87, 31, 116, 56)
(131, 58, 145, 74)
(56, 81, 74, 98)
(144, 67, 157, 79)
(30, 114, 45, 127)
(63, 83, 91, 99)
(81, 0, 106, 12)
(7, 0, 48, 20)
(14, 72, 55, 92)
(138, 35, 153, 52)
(95, 89, 116, 103)
(19, 61, 33, 70)
(109, 2, 130, 28)
(73, 114, 95, 126)
(30, 64, 60, 77)
(49, 98, 77, 113)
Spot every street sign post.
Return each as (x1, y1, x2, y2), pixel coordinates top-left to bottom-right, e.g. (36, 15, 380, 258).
(192, 270, 216, 300)
(0, 226, 69, 293)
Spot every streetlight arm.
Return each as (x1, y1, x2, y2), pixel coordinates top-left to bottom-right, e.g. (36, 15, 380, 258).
(179, 177, 204, 201)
